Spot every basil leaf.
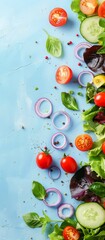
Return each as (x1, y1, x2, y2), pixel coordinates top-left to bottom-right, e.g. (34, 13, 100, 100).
(48, 224, 64, 240)
(23, 212, 42, 228)
(61, 92, 79, 111)
(99, 18, 105, 28)
(32, 181, 46, 200)
(60, 218, 77, 229)
(89, 182, 105, 198)
(46, 34, 62, 58)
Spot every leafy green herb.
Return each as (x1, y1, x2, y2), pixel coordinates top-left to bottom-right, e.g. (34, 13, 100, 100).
(78, 11, 86, 22)
(44, 30, 62, 58)
(99, 18, 105, 29)
(86, 83, 96, 103)
(97, 20, 105, 54)
(61, 92, 79, 111)
(48, 224, 64, 240)
(69, 90, 74, 95)
(77, 92, 83, 96)
(32, 181, 46, 200)
(71, 0, 86, 21)
(89, 182, 105, 198)
(23, 212, 43, 228)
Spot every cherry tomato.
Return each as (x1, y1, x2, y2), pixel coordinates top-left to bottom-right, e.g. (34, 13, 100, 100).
(80, 0, 98, 15)
(98, 1, 105, 18)
(102, 141, 105, 154)
(36, 149, 52, 169)
(60, 155, 78, 173)
(63, 226, 80, 240)
(94, 92, 105, 107)
(75, 134, 93, 151)
(56, 65, 73, 84)
(49, 8, 68, 27)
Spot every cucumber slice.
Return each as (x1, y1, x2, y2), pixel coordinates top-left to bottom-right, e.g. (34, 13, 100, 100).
(80, 16, 104, 43)
(76, 202, 105, 229)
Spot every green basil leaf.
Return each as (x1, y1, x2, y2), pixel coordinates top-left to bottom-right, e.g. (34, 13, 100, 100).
(48, 224, 64, 240)
(99, 18, 105, 28)
(89, 182, 105, 198)
(60, 218, 77, 229)
(32, 181, 46, 200)
(61, 92, 79, 111)
(23, 212, 42, 228)
(46, 34, 62, 58)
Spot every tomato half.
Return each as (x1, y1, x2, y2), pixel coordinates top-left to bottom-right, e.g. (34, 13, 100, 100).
(94, 92, 105, 107)
(63, 226, 80, 240)
(102, 141, 105, 154)
(36, 150, 52, 169)
(75, 134, 93, 151)
(60, 155, 78, 173)
(49, 8, 68, 27)
(80, 0, 98, 15)
(56, 65, 73, 84)
(98, 1, 105, 18)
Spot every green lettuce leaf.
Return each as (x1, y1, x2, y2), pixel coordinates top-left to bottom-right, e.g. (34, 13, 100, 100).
(48, 224, 64, 240)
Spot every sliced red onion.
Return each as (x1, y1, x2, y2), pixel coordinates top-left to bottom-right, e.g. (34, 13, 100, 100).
(78, 70, 94, 87)
(57, 203, 74, 219)
(43, 188, 62, 207)
(51, 132, 67, 150)
(34, 97, 53, 118)
(48, 166, 61, 180)
(74, 42, 92, 62)
(52, 111, 71, 130)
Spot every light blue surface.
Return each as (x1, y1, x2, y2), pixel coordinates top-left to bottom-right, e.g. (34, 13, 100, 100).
(0, 1, 96, 239)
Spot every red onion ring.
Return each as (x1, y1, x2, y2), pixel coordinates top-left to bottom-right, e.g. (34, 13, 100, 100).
(34, 97, 53, 118)
(57, 203, 74, 219)
(74, 42, 92, 62)
(43, 188, 62, 207)
(51, 132, 67, 150)
(48, 166, 61, 180)
(78, 70, 94, 87)
(52, 111, 71, 130)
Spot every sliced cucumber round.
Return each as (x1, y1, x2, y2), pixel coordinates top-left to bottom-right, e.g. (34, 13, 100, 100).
(80, 16, 104, 43)
(76, 202, 105, 229)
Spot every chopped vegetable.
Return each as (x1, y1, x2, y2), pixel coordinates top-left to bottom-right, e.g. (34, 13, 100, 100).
(75, 134, 93, 151)
(56, 65, 73, 84)
(63, 226, 80, 240)
(80, 0, 98, 16)
(92, 74, 105, 88)
(94, 92, 105, 107)
(98, 1, 105, 17)
(49, 8, 68, 27)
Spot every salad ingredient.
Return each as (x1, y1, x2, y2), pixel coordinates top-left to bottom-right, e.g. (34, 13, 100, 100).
(86, 82, 96, 103)
(48, 165, 61, 180)
(80, 0, 98, 15)
(51, 132, 67, 150)
(44, 30, 62, 57)
(76, 202, 105, 229)
(63, 226, 80, 240)
(57, 203, 74, 220)
(49, 8, 68, 27)
(70, 166, 102, 202)
(23, 212, 43, 228)
(74, 42, 92, 62)
(56, 66, 73, 84)
(94, 92, 105, 107)
(75, 134, 93, 151)
(83, 45, 105, 73)
(34, 97, 53, 118)
(80, 16, 104, 43)
(43, 188, 62, 207)
(102, 141, 105, 154)
(98, 1, 105, 17)
(71, 0, 87, 21)
(78, 70, 94, 87)
(52, 111, 71, 130)
(36, 149, 52, 169)
(92, 74, 105, 88)
(60, 155, 78, 173)
(32, 181, 46, 200)
(89, 182, 105, 198)
(61, 92, 79, 111)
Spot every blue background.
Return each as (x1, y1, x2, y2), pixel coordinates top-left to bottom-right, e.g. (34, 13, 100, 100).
(0, 0, 95, 239)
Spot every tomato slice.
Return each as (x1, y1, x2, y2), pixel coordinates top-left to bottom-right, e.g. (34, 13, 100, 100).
(98, 1, 105, 17)
(63, 226, 80, 240)
(49, 8, 68, 27)
(75, 134, 93, 151)
(80, 0, 98, 15)
(56, 65, 73, 84)
(102, 141, 105, 154)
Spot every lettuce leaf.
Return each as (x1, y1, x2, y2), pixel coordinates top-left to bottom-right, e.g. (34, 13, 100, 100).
(70, 0, 86, 21)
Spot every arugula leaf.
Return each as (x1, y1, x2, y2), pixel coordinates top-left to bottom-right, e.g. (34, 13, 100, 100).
(44, 30, 62, 58)
(48, 224, 64, 240)
(32, 181, 46, 200)
(61, 92, 79, 111)
(23, 212, 42, 228)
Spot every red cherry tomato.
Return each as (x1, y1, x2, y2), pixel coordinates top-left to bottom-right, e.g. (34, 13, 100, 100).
(80, 0, 98, 15)
(36, 149, 52, 169)
(98, 1, 105, 18)
(94, 92, 105, 107)
(63, 226, 80, 240)
(75, 134, 93, 151)
(49, 8, 68, 27)
(60, 155, 78, 173)
(102, 141, 105, 154)
(56, 65, 73, 84)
